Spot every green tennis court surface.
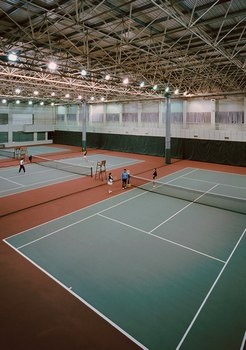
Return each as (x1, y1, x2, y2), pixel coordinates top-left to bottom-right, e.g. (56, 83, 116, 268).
(0, 154, 143, 197)
(4, 168, 246, 349)
(0, 145, 70, 159)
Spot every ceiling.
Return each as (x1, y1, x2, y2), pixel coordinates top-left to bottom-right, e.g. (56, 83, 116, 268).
(0, 0, 246, 104)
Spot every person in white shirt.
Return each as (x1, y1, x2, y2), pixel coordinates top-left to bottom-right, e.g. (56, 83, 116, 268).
(107, 172, 113, 193)
(19, 158, 26, 173)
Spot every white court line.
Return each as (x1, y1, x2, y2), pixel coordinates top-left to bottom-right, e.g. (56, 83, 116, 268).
(0, 176, 25, 187)
(14, 191, 147, 249)
(175, 228, 246, 350)
(189, 167, 246, 178)
(164, 168, 198, 184)
(149, 183, 220, 234)
(240, 331, 246, 350)
(3, 239, 148, 350)
(98, 213, 225, 264)
(0, 173, 78, 196)
(180, 176, 246, 192)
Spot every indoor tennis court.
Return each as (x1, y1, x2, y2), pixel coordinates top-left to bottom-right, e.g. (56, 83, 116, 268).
(4, 167, 246, 350)
(0, 152, 143, 198)
(1, 2, 246, 349)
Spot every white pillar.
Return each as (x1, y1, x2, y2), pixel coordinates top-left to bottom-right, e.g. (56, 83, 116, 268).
(211, 99, 216, 128)
(244, 97, 246, 124)
(183, 100, 187, 127)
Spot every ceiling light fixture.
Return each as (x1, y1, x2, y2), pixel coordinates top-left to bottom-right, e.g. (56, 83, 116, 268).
(48, 61, 57, 71)
(123, 77, 129, 85)
(8, 52, 18, 62)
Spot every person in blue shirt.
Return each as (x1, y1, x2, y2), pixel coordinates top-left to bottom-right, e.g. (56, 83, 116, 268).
(121, 169, 128, 189)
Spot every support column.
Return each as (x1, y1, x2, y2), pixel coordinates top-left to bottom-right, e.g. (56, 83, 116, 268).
(183, 100, 187, 127)
(211, 99, 216, 128)
(244, 97, 246, 124)
(165, 94, 171, 164)
(81, 102, 87, 151)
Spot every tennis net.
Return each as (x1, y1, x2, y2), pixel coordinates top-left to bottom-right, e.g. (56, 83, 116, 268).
(32, 155, 93, 177)
(0, 149, 15, 158)
(130, 175, 246, 215)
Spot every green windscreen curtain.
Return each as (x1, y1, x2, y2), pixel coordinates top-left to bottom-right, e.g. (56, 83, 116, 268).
(52, 131, 246, 166)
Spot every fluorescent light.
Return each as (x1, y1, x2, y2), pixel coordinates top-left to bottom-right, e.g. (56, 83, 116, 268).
(8, 53, 18, 62)
(48, 61, 57, 71)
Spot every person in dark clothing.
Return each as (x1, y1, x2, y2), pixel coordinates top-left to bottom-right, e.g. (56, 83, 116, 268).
(152, 168, 157, 187)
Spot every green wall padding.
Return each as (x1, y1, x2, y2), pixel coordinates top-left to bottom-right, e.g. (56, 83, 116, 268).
(52, 130, 246, 166)
(182, 139, 246, 166)
(52, 130, 82, 148)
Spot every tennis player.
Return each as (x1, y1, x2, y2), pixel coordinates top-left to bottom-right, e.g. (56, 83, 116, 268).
(19, 158, 26, 173)
(152, 168, 157, 187)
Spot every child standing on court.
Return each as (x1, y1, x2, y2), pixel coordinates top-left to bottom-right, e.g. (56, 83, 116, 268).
(107, 172, 113, 193)
(19, 158, 26, 173)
